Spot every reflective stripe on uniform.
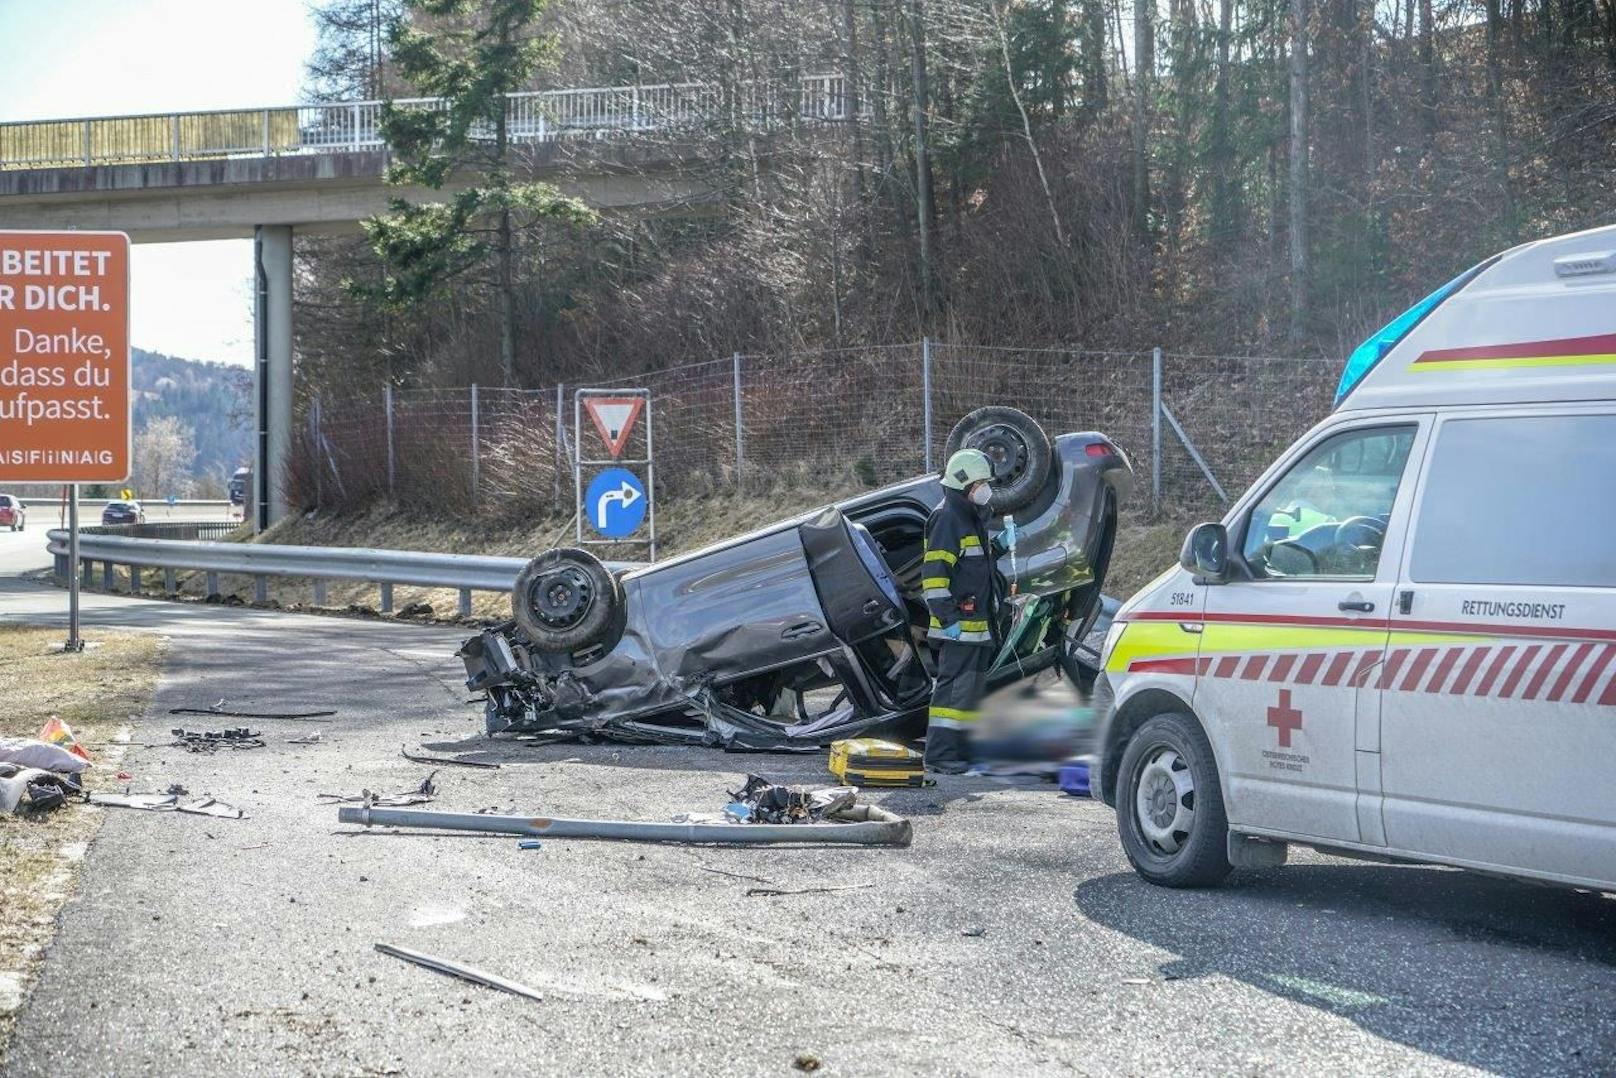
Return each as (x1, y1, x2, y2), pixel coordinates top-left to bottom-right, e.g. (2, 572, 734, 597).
(924, 549, 957, 567)
(923, 589, 951, 600)
(929, 627, 991, 642)
(959, 535, 981, 549)
(927, 706, 981, 727)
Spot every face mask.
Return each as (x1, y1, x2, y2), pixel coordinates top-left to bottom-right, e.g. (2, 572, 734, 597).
(969, 483, 993, 506)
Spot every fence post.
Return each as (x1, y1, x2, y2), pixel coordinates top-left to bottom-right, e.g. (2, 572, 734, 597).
(732, 352, 744, 482)
(470, 383, 480, 505)
(311, 397, 323, 507)
(553, 384, 564, 504)
(921, 337, 934, 472)
(385, 384, 395, 496)
(1151, 347, 1163, 515)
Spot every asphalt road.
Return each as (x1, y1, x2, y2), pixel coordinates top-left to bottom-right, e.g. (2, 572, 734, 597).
(3, 555, 1615, 1076)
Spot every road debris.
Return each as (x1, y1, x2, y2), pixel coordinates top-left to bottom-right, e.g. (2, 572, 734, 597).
(400, 746, 500, 770)
(89, 791, 244, 818)
(170, 727, 266, 753)
(517, 839, 543, 850)
(0, 765, 81, 814)
(745, 883, 873, 899)
(38, 717, 92, 762)
(963, 926, 988, 938)
(698, 865, 775, 885)
(0, 737, 90, 773)
(288, 733, 324, 745)
(374, 943, 544, 1002)
(169, 700, 336, 722)
(318, 772, 439, 808)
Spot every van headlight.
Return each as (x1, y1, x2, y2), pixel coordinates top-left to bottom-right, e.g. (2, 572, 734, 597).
(1101, 620, 1127, 667)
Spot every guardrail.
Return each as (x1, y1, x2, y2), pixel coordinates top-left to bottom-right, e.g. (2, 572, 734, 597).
(0, 74, 857, 171)
(45, 529, 637, 618)
(84, 521, 244, 541)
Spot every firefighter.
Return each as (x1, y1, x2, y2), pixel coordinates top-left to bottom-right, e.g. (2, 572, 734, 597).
(920, 447, 1006, 773)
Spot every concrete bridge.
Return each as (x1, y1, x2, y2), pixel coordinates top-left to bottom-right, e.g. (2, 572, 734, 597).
(0, 76, 853, 526)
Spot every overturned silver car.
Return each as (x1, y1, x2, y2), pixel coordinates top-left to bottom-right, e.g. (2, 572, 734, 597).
(459, 407, 1132, 749)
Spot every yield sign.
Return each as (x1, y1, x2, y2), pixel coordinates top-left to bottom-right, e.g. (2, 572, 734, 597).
(583, 396, 645, 460)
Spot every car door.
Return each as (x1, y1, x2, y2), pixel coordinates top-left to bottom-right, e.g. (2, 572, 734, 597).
(1378, 408, 1616, 886)
(1197, 419, 1428, 845)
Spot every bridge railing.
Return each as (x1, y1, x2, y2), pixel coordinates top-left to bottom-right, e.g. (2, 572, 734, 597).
(0, 75, 857, 171)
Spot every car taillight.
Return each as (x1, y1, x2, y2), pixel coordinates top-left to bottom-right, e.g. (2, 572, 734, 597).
(1084, 441, 1114, 458)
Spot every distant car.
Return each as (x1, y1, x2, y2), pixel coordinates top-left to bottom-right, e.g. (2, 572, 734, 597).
(0, 494, 26, 532)
(460, 407, 1133, 750)
(101, 500, 145, 526)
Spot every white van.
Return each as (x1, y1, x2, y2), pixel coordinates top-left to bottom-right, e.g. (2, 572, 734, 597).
(1093, 223, 1616, 890)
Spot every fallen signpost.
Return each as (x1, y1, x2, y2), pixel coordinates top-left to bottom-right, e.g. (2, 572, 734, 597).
(337, 803, 913, 847)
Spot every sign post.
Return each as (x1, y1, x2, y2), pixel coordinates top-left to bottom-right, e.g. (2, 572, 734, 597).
(0, 231, 132, 650)
(575, 389, 655, 561)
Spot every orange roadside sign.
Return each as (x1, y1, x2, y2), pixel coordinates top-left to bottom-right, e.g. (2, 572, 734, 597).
(0, 231, 131, 483)
(583, 396, 645, 460)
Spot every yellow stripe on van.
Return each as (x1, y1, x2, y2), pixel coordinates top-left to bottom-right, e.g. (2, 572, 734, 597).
(1409, 353, 1616, 372)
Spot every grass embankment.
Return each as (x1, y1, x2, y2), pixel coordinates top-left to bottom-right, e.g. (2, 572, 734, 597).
(0, 626, 165, 1062)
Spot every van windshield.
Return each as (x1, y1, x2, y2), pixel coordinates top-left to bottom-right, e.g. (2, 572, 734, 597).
(1334, 257, 1498, 405)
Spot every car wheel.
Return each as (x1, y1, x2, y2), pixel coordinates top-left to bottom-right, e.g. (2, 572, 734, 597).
(1116, 712, 1233, 887)
(943, 406, 1052, 515)
(512, 547, 621, 653)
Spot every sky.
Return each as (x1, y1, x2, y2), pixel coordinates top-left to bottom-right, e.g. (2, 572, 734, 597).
(0, 0, 321, 366)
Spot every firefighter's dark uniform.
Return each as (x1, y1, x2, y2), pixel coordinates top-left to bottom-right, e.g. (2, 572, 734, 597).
(921, 486, 997, 771)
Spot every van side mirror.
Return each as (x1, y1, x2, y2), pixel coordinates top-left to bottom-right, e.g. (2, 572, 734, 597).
(1180, 522, 1230, 583)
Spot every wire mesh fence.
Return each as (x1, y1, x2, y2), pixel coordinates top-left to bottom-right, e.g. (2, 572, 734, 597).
(287, 342, 1341, 520)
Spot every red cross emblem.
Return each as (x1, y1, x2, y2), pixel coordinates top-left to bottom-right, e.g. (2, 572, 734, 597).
(1266, 689, 1303, 748)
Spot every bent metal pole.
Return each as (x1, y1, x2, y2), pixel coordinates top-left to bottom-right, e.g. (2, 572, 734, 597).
(337, 804, 912, 847)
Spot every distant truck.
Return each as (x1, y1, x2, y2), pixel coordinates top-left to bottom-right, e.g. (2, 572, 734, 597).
(228, 467, 251, 512)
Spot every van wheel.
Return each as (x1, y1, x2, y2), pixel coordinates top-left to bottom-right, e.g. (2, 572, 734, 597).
(1116, 712, 1233, 887)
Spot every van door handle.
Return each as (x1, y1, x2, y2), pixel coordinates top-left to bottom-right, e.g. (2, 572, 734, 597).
(781, 620, 824, 640)
(1338, 600, 1375, 613)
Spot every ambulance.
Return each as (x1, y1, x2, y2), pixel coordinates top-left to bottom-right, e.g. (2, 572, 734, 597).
(1093, 223, 1616, 890)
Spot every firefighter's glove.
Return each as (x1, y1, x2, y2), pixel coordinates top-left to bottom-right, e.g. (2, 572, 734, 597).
(939, 622, 963, 641)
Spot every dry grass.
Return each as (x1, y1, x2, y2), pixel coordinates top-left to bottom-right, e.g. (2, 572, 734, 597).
(1107, 516, 1202, 600)
(0, 626, 165, 1061)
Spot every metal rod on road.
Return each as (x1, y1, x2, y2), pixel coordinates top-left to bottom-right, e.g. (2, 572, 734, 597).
(337, 804, 913, 846)
(66, 484, 82, 652)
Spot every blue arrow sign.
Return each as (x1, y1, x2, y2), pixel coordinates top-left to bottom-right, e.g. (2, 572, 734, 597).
(585, 468, 647, 539)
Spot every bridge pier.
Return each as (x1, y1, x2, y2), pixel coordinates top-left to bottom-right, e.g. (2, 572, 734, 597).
(253, 225, 294, 530)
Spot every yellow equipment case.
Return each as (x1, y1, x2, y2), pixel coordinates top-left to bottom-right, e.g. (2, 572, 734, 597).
(828, 738, 926, 787)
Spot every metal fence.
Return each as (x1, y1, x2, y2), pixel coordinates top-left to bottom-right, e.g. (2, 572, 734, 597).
(0, 74, 857, 171)
(292, 343, 1341, 519)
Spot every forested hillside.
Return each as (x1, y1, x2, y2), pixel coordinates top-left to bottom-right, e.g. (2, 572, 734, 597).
(131, 348, 250, 494)
(292, 0, 1616, 398)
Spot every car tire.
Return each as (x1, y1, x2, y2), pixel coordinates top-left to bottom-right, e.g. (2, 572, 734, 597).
(511, 547, 621, 653)
(943, 406, 1052, 514)
(1116, 712, 1234, 887)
